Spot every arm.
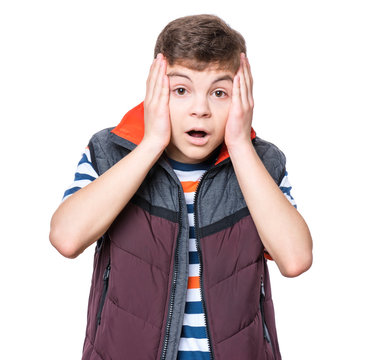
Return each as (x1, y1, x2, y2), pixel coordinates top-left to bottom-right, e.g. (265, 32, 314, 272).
(49, 54, 170, 259)
(225, 53, 313, 277)
(50, 140, 164, 258)
(228, 142, 312, 277)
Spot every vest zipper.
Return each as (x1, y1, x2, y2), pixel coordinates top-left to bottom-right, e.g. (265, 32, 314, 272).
(160, 157, 228, 359)
(97, 260, 111, 326)
(260, 275, 276, 359)
(160, 186, 183, 360)
(193, 170, 215, 360)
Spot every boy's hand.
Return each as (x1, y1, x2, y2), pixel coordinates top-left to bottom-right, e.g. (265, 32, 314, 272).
(225, 53, 254, 149)
(143, 53, 171, 150)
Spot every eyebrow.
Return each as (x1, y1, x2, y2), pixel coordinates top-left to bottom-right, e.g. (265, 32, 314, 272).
(167, 72, 233, 84)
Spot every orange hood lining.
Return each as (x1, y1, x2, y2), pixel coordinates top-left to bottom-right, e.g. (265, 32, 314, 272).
(111, 101, 256, 166)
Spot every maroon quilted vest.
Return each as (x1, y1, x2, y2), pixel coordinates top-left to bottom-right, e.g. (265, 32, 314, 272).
(81, 102, 284, 359)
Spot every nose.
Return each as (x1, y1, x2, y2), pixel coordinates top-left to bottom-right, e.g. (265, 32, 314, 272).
(190, 95, 211, 118)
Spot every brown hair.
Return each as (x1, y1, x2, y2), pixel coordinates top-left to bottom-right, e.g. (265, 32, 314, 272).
(154, 14, 247, 73)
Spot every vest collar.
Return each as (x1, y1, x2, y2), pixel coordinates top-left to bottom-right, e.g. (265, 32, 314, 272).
(111, 101, 256, 166)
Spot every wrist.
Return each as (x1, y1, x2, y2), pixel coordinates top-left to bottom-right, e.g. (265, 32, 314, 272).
(227, 139, 254, 157)
(139, 137, 167, 157)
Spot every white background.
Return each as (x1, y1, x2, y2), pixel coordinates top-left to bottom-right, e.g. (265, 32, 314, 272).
(1, 0, 364, 359)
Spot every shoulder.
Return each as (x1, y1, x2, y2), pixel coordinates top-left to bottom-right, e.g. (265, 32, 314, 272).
(252, 136, 287, 184)
(253, 136, 286, 165)
(87, 127, 129, 176)
(88, 127, 115, 146)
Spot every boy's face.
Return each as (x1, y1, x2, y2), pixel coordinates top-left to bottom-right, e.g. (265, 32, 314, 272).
(165, 63, 235, 164)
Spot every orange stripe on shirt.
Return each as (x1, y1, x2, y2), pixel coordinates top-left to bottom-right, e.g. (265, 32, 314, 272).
(181, 181, 199, 193)
(188, 276, 200, 289)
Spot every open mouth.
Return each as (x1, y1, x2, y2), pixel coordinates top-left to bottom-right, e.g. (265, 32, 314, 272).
(187, 130, 207, 138)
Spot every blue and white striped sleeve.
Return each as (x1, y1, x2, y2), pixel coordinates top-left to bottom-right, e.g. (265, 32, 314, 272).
(62, 147, 99, 202)
(279, 170, 297, 209)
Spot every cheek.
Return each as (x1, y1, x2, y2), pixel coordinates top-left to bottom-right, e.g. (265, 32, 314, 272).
(168, 100, 183, 135)
(212, 102, 231, 124)
(168, 97, 179, 118)
(169, 96, 187, 117)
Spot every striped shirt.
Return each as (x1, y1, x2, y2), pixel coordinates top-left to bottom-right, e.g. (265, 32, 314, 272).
(62, 147, 297, 359)
(62, 147, 98, 202)
(167, 156, 214, 359)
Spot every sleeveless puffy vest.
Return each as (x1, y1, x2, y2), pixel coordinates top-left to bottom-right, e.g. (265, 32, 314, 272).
(81, 102, 285, 360)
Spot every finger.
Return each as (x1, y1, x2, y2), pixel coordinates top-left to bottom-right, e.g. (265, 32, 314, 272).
(160, 60, 170, 102)
(232, 72, 241, 104)
(153, 56, 166, 101)
(145, 54, 162, 102)
(242, 55, 254, 107)
(231, 73, 245, 120)
(145, 57, 158, 102)
(239, 55, 249, 107)
(246, 57, 253, 86)
(145, 56, 158, 90)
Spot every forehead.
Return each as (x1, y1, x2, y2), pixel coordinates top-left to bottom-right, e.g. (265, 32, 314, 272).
(166, 63, 235, 83)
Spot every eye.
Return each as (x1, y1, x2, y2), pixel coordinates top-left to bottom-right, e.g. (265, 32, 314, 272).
(213, 90, 227, 98)
(174, 87, 187, 95)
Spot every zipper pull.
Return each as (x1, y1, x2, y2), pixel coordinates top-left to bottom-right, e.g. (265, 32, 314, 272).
(103, 264, 111, 281)
(260, 276, 265, 298)
(97, 263, 111, 326)
(260, 275, 272, 344)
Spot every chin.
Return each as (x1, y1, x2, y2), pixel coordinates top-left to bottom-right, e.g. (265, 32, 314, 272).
(184, 150, 213, 163)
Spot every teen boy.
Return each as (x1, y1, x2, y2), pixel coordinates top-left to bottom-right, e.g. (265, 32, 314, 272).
(50, 14, 312, 360)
